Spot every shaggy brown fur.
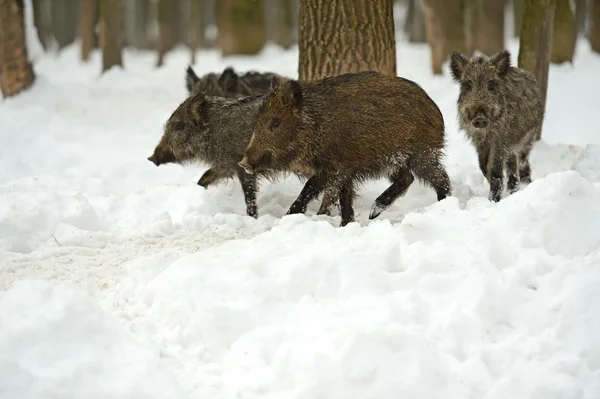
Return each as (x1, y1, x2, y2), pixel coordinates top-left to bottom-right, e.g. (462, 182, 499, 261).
(239, 71, 452, 227)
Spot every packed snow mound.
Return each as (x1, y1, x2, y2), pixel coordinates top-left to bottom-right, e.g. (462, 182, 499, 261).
(111, 170, 600, 399)
(0, 280, 185, 399)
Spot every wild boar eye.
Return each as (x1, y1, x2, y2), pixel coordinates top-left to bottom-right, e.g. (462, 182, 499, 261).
(268, 118, 281, 131)
(487, 81, 498, 93)
(172, 121, 186, 131)
(463, 82, 472, 92)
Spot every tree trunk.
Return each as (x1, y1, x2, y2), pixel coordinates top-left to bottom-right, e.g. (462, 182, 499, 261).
(299, 0, 396, 81)
(99, 0, 124, 73)
(51, 0, 79, 50)
(422, 0, 466, 74)
(513, 0, 524, 36)
(32, 0, 51, 49)
(79, 0, 97, 61)
(274, 0, 294, 49)
(0, 0, 35, 98)
(405, 0, 426, 42)
(190, 0, 203, 63)
(518, 0, 555, 139)
(476, 0, 505, 55)
(591, 0, 600, 53)
(156, 0, 174, 67)
(574, 0, 586, 34)
(551, 0, 575, 63)
(217, 0, 266, 56)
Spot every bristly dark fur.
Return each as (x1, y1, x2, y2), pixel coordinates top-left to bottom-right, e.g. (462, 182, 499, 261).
(239, 71, 452, 227)
(449, 50, 544, 202)
(148, 92, 314, 218)
(186, 65, 289, 98)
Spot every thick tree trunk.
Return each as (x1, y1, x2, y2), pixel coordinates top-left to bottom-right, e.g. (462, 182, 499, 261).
(99, 0, 124, 72)
(475, 0, 505, 55)
(190, 0, 203, 63)
(513, 0, 524, 36)
(518, 0, 555, 139)
(299, 0, 396, 81)
(125, 0, 151, 49)
(422, 0, 466, 74)
(217, 0, 265, 56)
(274, 0, 294, 49)
(79, 0, 97, 61)
(0, 0, 35, 98)
(591, 0, 600, 53)
(551, 0, 575, 63)
(405, 0, 426, 43)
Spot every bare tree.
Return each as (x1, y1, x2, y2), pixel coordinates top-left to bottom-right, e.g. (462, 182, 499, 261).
(217, 0, 266, 56)
(591, 0, 600, 53)
(274, 0, 294, 49)
(79, 0, 97, 61)
(551, 0, 575, 63)
(299, 0, 396, 81)
(404, 0, 426, 43)
(574, 0, 587, 34)
(51, 0, 79, 50)
(190, 0, 203, 63)
(32, 0, 51, 49)
(99, 0, 124, 72)
(156, 0, 174, 66)
(470, 0, 505, 55)
(422, 0, 466, 74)
(518, 0, 555, 139)
(0, 0, 35, 97)
(513, 0, 524, 36)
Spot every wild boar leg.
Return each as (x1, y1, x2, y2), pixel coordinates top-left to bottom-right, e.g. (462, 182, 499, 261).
(237, 168, 258, 218)
(287, 174, 329, 215)
(338, 180, 355, 227)
(488, 149, 505, 202)
(369, 168, 414, 220)
(506, 154, 520, 194)
(198, 168, 230, 188)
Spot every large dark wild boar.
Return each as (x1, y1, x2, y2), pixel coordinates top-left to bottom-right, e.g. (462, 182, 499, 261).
(186, 66, 289, 98)
(147, 91, 338, 218)
(238, 71, 452, 227)
(449, 50, 543, 202)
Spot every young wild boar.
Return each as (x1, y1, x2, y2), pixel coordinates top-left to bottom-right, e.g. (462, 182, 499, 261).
(147, 91, 338, 218)
(238, 71, 452, 227)
(186, 66, 289, 98)
(449, 50, 544, 202)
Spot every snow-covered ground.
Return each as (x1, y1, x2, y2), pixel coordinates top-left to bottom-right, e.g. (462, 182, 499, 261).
(1, 19, 600, 399)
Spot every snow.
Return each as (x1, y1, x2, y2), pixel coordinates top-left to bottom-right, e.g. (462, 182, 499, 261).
(1, 26, 600, 399)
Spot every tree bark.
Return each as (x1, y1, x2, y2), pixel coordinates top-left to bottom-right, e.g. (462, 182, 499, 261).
(405, 0, 426, 43)
(422, 0, 466, 74)
(0, 0, 35, 98)
(518, 0, 555, 139)
(51, 0, 79, 50)
(513, 0, 524, 36)
(274, 0, 294, 49)
(551, 0, 575, 63)
(79, 0, 97, 61)
(32, 0, 51, 49)
(299, 0, 396, 81)
(190, 0, 203, 63)
(475, 0, 505, 55)
(591, 0, 600, 53)
(574, 0, 586, 34)
(156, 0, 174, 67)
(217, 0, 266, 56)
(99, 0, 124, 72)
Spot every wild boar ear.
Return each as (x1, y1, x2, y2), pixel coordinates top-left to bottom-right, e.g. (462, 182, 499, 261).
(269, 75, 280, 90)
(490, 50, 511, 77)
(191, 93, 207, 118)
(219, 67, 239, 92)
(288, 80, 303, 109)
(186, 66, 200, 94)
(449, 52, 468, 82)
